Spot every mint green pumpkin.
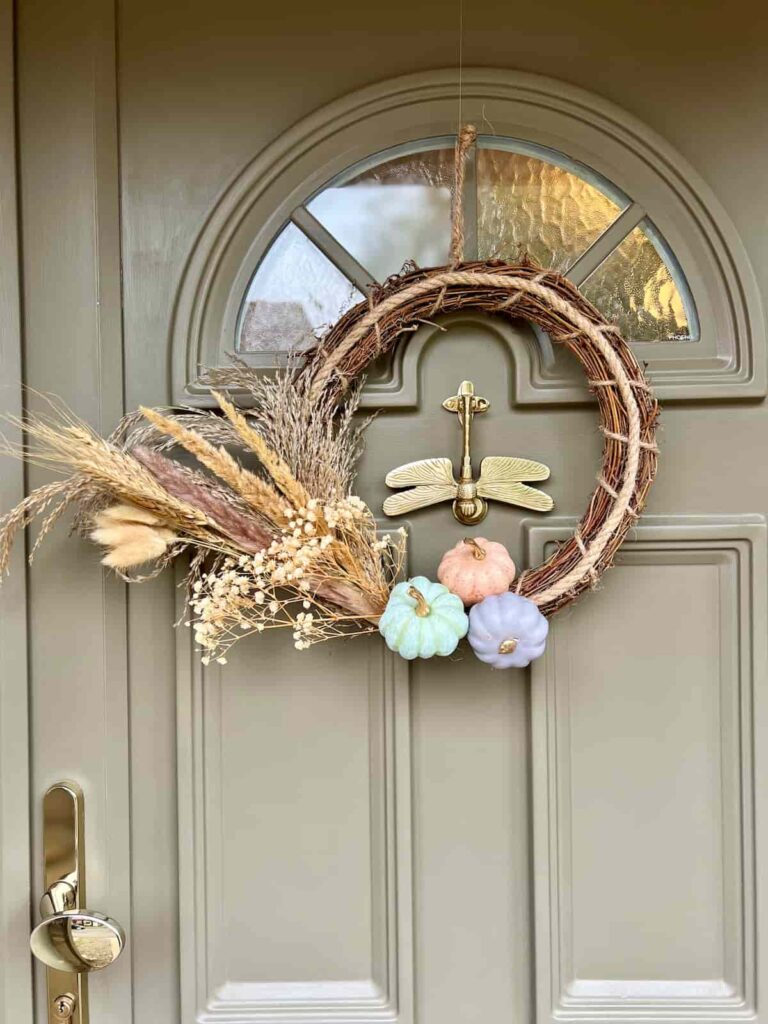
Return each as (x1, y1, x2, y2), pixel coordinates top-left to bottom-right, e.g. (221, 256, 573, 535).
(378, 576, 468, 660)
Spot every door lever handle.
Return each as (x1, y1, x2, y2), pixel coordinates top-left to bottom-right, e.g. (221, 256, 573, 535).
(29, 782, 126, 1024)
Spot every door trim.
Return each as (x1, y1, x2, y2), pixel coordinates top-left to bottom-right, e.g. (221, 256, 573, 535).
(15, 0, 133, 1018)
(0, 1, 33, 1017)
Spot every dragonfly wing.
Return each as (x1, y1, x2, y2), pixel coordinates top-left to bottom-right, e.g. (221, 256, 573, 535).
(383, 484, 457, 517)
(479, 455, 551, 482)
(385, 457, 456, 488)
(477, 479, 555, 512)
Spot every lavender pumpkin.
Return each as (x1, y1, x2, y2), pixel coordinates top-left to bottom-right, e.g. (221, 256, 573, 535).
(468, 592, 548, 668)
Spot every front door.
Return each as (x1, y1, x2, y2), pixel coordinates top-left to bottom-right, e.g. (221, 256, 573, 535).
(5, 3, 767, 1023)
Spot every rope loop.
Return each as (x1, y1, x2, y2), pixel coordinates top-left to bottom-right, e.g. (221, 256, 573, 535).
(450, 124, 477, 265)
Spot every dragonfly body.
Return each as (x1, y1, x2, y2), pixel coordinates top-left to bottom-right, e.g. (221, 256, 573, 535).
(445, 379, 490, 523)
(383, 381, 554, 525)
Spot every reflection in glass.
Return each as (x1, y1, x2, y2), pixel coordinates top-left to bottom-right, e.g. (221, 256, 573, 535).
(308, 146, 454, 282)
(477, 147, 625, 272)
(238, 223, 362, 353)
(581, 220, 697, 342)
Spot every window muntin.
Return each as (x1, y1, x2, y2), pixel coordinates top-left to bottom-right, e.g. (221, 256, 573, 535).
(237, 136, 699, 353)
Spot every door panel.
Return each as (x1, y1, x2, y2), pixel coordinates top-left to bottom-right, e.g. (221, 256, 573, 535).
(176, 620, 414, 1021)
(531, 518, 766, 1022)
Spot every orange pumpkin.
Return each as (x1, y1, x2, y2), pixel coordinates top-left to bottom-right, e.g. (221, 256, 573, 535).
(437, 537, 517, 606)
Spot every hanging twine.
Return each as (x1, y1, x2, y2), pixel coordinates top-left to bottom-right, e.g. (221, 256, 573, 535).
(450, 123, 477, 265)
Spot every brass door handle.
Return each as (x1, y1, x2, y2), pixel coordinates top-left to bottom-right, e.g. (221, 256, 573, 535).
(30, 783, 126, 1024)
(30, 892, 125, 974)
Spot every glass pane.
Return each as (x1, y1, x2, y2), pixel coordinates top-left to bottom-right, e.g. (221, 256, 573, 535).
(238, 223, 362, 353)
(478, 146, 625, 272)
(307, 145, 454, 281)
(581, 220, 698, 342)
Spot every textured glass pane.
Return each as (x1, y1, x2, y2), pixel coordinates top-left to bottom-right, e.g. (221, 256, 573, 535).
(581, 221, 697, 342)
(477, 148, 624, 272)
(238, 223, 362, 353)
(307, 147, 454, 281)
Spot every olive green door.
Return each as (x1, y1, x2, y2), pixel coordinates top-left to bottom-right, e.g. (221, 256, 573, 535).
(5, 2, 768, 1023)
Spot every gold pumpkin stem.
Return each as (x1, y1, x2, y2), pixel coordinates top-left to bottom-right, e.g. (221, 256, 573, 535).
(407, 586, 431, 617)
(463, 537, 486, 560)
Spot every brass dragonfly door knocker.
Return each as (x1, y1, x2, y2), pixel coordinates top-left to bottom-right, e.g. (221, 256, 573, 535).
(383, 380, 554, 525)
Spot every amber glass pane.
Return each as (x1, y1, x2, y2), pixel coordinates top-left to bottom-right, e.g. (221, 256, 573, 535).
(477, 148, 624, 272)
(238, 223, 362, 353)
(308, 146, 454, 281)
(581, 221, 696, 342)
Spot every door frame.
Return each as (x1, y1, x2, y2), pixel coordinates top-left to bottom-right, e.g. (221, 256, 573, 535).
(11, 0, 133, 1019)
(0, 0, 33, 1017)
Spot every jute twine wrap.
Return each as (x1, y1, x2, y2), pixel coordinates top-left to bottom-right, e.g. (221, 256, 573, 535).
(450, 124, 477, 265)
(303, 128, 659, 617)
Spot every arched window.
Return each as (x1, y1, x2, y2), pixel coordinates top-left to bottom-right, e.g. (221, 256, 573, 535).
(238, 136, 697, 354)
(172, 71, 763, 402)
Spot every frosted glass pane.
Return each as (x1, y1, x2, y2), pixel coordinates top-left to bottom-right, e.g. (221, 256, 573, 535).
(478, 148, 624, 272)
(307, 148, 454, 281)
(238, 223, 362, 353)
(581, 221, 697, 342)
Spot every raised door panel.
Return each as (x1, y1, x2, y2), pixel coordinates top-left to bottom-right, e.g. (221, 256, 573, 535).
(529, 517, 767, 1024)
(176, 577, 414, 1023)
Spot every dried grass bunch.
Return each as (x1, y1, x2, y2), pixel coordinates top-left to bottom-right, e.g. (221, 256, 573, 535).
(0, 365, 405, 662)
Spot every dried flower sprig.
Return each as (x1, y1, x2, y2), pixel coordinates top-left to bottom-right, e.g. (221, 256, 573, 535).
(188, 497, 406, 663)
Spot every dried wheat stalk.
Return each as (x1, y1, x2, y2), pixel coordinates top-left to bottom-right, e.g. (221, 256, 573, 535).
(0, 477, 81, 575)
(1, 415, 226, 541)
(210, 391, 310, 510)
(111, 406, 241, 454)
(133, 446, 273, 552)
(137, 405, 288, 520)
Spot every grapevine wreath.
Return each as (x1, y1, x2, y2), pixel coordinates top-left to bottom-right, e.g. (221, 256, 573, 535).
(0, 126, 658, 668)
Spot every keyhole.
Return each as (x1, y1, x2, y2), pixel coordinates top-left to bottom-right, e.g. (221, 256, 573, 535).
(52, 992, 76, 1021)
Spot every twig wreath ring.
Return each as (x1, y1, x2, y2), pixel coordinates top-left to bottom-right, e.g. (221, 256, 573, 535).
(303, 126, 660, 619)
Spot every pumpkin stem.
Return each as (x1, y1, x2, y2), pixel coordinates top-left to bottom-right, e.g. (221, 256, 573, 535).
(463, 537, 486, 560)
(498, 638, 519, 655)
(407, 585, 431, 617)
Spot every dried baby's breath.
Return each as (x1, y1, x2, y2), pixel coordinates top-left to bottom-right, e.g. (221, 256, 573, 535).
(188, 497, 406, 662)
